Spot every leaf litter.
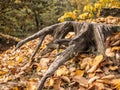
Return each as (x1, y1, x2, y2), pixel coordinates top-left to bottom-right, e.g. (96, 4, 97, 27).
(0, 26, 120, 90)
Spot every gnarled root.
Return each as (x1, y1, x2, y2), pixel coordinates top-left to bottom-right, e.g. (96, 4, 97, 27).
(15, 21, 119, 90)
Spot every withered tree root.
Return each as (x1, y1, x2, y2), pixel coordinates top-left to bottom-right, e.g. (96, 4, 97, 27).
(15, 21, 119, 90)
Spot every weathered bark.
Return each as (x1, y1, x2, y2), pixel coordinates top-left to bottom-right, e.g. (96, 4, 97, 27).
(15, 21, 119, 90)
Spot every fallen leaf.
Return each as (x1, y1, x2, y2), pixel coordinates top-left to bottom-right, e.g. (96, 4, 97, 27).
(88, 76, 100, 84)
(16, 56, 23, 63)
(80, 57, 92, 69)
(105, 48, 115, 57)
(26, 78, 38, 90)
(72, 75, 88, 88)
(53, 78, 61, 90)
(11, 86, 19, 90)
(87, 55, 103, 73)
(55, 66, 69, 76)
(96, 79, 111, 84)
(47, 78, 54, 87)
(109, 65, 118, 71)
(94, 82, 105, 90)
(0, 70, 7, 75)
(78, 86, 86, 90)
(61, 76, 70, 83)
(112, 79, 120, 90)
(112, 46, 120, 51)
(102, 75, 115, 80)
(40, 58, 50, 69)
(75, 70, 84, 76)
(7, 60, 16, 68)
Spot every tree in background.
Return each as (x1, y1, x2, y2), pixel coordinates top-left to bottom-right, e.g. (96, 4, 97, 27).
(0, 0, 73, 38)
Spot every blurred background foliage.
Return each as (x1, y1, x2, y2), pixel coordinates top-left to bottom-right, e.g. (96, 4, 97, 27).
(0, 0, 120, 38)
(0, 0, 73, 38)
(58, 0, 120, 22)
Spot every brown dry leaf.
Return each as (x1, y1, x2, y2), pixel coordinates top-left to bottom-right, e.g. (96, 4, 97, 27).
(7, 60, 16, 68)
(72, 75, 88, 88)
(94, 82, 105, 90)
(109, 65, 118, 71)
(103, 66, 110, 75)
(87, 54, 103, 73)
(80, 57, 92, 70)
(26, 78, 38, 90)
(10, 67, 17, 75)
(88, 76, 100, 84)
(40, 58, 50, 69)
(102, 75, 115, 80)
(96, 79, 111, 85)
(61, 76, 70, 83)
(105, 48, 115, 57)
(47, 78, 54, 87)
(111, 40, 120, 46)
(88, 84, 96, 90)
(78, 87, 86, 90)
(55, 66, 69, 76)
(53, 78, 61, 90)
(88, 73, 96, 78)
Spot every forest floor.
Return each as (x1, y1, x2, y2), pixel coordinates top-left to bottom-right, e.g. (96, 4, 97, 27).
(0, 16, 120, 90)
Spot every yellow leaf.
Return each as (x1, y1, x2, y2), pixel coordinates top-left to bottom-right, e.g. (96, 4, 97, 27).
(94, 54, 103, 62)
(55, 66, 69, 76)
(0, 76, 3, 79)
(47, 78, 54, 87)
(16, 56, 23, 63)
(36, 65, 41, 72)
(0, 70, 7, 75)
(94, 3, 102, 9)
(75, 70, 84, 76)
(7, 60, 16, 67)
(87, 55, 103, 73)
(112, 79, 120, 90)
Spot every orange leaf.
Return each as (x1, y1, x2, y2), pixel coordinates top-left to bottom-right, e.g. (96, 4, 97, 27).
(112, 46, 120, 51)
(75, 70, 84, 76)
(0, 70, 7, 75)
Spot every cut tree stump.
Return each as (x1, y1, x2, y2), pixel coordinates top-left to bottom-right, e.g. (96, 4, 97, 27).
(15, 21, 120, 90)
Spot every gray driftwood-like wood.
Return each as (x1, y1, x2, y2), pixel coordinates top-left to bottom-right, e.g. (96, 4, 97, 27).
(15, 21, 119, 90)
